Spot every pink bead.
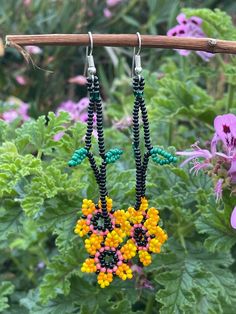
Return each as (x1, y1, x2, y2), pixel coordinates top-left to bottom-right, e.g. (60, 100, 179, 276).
(100, 248, 104, 252)
(101, 267, 106, 272)
(94, 257, 99, 263)
(107, 269, 112, 273)
(95, 252, 100, 257)
(117, 261, 123, 266)
(89, 224, 94, 229)
(146, 232, 150, 236)
(86, 220, 91, 226)
(113, 266, 117, 271)
(87, 214, 92, 219)
(96, 264, 101, 269)
(112, 247, 115, 251)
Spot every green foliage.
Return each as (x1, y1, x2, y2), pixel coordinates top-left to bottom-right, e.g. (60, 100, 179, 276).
(0, 281, 14, 311)
(155, 241, 236, 314)
(1, 3, 236, 314)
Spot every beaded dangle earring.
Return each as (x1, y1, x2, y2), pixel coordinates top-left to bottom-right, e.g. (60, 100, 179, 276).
(69, 33, 135, 288)
(126, 33, 177, 267)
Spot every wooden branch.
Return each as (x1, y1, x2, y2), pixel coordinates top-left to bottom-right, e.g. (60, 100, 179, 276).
(5, 34, 236, 54)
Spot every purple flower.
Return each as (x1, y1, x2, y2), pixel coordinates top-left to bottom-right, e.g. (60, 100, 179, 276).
(56, 98, 90, 122)
(177, 142, 213, 173)
(54, 97, 97, 141)
(230, 206, 236, 229)
(167, 13, 214, 61)
(2, 99, 29, 123)
(177, 114, 236, 204)
(24, 45, 42, 54)
(213, 113, 236, 156)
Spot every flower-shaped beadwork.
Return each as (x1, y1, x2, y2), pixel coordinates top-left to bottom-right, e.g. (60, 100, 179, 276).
(127, 197, 168, 266)
(74, 197, 115, 237)
(81, 229, 136, 288)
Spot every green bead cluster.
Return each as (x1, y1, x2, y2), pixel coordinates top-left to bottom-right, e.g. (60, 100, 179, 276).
(105, 148, 123, 164)
(68, 148, 88, 167)
(150, 147, 177, 165)
(90, 91, 100, 101)
(134, 91, 144, 98)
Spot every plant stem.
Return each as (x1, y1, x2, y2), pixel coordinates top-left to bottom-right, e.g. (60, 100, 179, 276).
(227, 83, 235, 112)
(168, 121, 173, 146)
(145, 295, 155, 314)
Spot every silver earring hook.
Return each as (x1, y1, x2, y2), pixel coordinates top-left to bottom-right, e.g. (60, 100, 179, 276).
(135, 32, 141, 56)
(88, 31, 93, 56)
(83, 31, 96, 77)
(132, 32, 142, 77)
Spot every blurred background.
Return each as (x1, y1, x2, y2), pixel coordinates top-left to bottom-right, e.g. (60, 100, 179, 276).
(0, 0, 236, 118)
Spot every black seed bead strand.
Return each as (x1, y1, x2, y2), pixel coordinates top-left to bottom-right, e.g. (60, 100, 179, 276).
(133, 76, 143, 211)
(93, 77, 106, 159)
(84, 101, 95, 150)
(87, 151, 101, 186)
(141, 151, 150, 197)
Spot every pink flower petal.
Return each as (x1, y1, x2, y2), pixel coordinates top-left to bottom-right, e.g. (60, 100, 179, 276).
(104, 8, 112, 18)
(106, 0, 122, 7)
(214, 113, 236, 154)
(53, 131, 65, 141)
(214, 178, 223, 202)
(230, 206, 236, 229)
(68, 75, 87, 85)
(24, 45, 42, 54)
(176, 13, 188, 25)
(15, 75, 27, 85)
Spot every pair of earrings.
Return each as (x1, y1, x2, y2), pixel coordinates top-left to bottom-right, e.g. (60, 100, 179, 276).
(69, 32, 177, 288)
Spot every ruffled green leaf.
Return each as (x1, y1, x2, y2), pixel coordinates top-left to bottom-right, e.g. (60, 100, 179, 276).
(0, 281, 14, 311)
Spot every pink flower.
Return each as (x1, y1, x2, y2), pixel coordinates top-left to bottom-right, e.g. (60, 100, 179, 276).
(53, 131, 65, 141)
(2, 101, 29, 123)
(167, 13, 214, 61)
(2, 111, 18, 123)
(215, 178, 223, 202)
(177, 114, 236, 203)
(213, 113, 236, 155)
(106, 0, 122, 7)
(55, 97, 97, 141)
(104, 8, 112, 18)
(56, 98, 90, 122)
(230, 206, 236, 229)
(176, 142, 213, 169)
(68, 75, 87, 85)
(24, 45, 42, 54)
(15, 75, 27, 85)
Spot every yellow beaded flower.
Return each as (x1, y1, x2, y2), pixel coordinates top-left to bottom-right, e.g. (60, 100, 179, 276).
(75, 198, 132, 239)
(74, 197, 116, 237)
(127, 198, 167, 266)
(81, 229, 135, 288)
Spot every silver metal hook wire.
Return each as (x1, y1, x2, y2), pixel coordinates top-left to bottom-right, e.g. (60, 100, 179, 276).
(83, 31, 96, 77)
(134, 32, 141, 56)
(132, 32, 142, 78)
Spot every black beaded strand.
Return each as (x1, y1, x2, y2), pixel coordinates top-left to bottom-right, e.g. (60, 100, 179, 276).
(132, 75, 153, 209)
